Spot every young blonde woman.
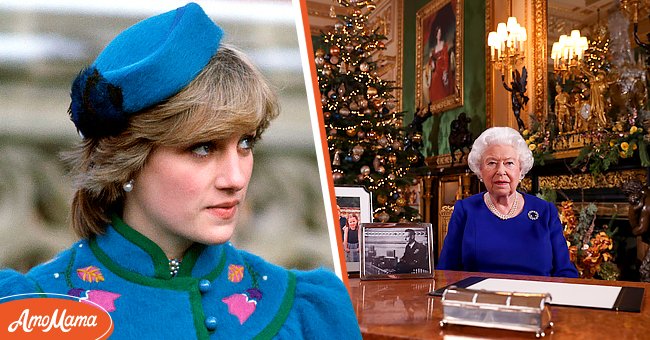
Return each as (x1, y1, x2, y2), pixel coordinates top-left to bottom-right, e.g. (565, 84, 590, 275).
(0, 3, 361, 338)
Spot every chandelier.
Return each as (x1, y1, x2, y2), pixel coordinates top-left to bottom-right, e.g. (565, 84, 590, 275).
(551, 30, 589, 82)
(487, 16, 527, 76)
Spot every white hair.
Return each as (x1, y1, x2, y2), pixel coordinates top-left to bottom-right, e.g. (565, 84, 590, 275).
(467, 126, 533, 179)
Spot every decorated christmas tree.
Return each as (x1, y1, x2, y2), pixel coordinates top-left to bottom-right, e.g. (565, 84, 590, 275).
(315, 0, 422, 222)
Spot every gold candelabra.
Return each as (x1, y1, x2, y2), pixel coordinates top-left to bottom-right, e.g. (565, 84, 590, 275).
(551, 30, 589, 83)
(487, 16, 527, 77)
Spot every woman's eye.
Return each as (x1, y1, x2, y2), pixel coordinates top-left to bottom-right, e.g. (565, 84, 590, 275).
(191, 143, 212, 157)
(238, 135, 257, 150)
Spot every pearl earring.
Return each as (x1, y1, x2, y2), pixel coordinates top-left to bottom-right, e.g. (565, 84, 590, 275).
(123, 179, 134, 192)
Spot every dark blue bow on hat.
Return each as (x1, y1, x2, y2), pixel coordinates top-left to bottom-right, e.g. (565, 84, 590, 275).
(69, 2, 223, 138)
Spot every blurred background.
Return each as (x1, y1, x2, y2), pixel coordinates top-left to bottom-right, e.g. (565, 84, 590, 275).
(0, 0, 332, 272)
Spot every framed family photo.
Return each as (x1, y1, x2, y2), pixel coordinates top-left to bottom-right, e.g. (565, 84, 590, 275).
(360, 223, 434, 280)
(335, 186, 373, 274)
(415, 0, 463, 113)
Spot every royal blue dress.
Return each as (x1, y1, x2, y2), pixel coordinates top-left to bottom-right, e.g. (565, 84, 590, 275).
(438, 192, 578, 278)
(0, 216, 361, 339)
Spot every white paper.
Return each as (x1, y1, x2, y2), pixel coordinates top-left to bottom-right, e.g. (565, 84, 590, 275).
(467, 278, 622, 309)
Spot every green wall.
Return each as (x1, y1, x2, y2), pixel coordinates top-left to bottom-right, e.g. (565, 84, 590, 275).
(402, 0, 486, 156)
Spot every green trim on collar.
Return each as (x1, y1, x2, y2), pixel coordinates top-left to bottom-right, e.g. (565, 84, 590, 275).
(177, 243, 206, 277)
(110, 215, 171, 279)
(90, 238, 198, 290)
(189, 288, 209, 339)
(203, 247, 229, 281)
(253, 271, 297, 340)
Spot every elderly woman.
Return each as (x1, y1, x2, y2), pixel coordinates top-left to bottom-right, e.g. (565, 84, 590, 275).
(438, 127, 578, 277)
(0, 3, 361, 338)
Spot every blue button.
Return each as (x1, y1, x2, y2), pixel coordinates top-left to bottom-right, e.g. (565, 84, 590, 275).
(205, 316, 217, 331)
(199, 279, 211, 293)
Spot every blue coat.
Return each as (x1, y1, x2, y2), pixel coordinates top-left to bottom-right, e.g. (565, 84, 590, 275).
(0, 216, 361, 339)
(438, 193, 579, 278)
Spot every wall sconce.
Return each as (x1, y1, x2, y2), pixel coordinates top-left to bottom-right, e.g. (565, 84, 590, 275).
(551, 30, 589, 82)
(487, 16, 527, 76)
(487, 15, 529, 131)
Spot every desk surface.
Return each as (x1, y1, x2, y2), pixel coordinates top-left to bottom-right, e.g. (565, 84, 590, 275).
(349, 270, 650, 339)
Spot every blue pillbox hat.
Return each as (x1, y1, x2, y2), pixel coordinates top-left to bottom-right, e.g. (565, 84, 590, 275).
(69, 2, 223, 138)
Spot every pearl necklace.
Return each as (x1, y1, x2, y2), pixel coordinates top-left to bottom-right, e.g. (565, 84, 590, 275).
(484, 193, 519, 220)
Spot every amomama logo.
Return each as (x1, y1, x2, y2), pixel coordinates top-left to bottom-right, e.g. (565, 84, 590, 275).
(0, 293, 113, 339)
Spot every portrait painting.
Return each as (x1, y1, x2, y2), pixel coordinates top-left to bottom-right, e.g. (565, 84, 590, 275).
(415, 0, 463, 113)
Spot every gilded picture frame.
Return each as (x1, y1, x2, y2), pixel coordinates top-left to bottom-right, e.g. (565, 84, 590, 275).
(415, 0, 464, 113)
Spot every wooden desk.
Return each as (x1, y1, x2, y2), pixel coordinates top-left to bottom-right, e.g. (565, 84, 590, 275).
(349, 270, 650, 339)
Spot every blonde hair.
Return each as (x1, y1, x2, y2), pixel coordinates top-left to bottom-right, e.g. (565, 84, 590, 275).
(63, 45, 279, 238)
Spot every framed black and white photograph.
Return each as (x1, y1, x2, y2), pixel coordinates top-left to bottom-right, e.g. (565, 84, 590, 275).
(360, 223, 434, 280)
(335, 186, 373, 274)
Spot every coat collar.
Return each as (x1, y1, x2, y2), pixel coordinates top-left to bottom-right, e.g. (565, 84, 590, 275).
(93, 215, 219, 280)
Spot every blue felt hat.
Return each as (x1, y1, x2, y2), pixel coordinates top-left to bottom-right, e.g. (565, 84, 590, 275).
(69, 2, 223, 138)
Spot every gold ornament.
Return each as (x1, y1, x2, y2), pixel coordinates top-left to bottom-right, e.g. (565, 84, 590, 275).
(359, 62, 369, 72)
(396, 197, 407, 207)
(315, 48, 325, 57)
(332, 150, 342, 166)
(338, 84, 346, 96)
(376, 211, 390, 222)
(339, 107, 350, 116)
(329, 46, 340, 56)
(360, 166, 371, 176)
(346, 128, 357, 137)
(366, 87, 378, 97)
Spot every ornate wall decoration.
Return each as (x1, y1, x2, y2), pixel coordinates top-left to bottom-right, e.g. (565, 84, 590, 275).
(535, 169, 646, 190)
(532, 0, 547, 121)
